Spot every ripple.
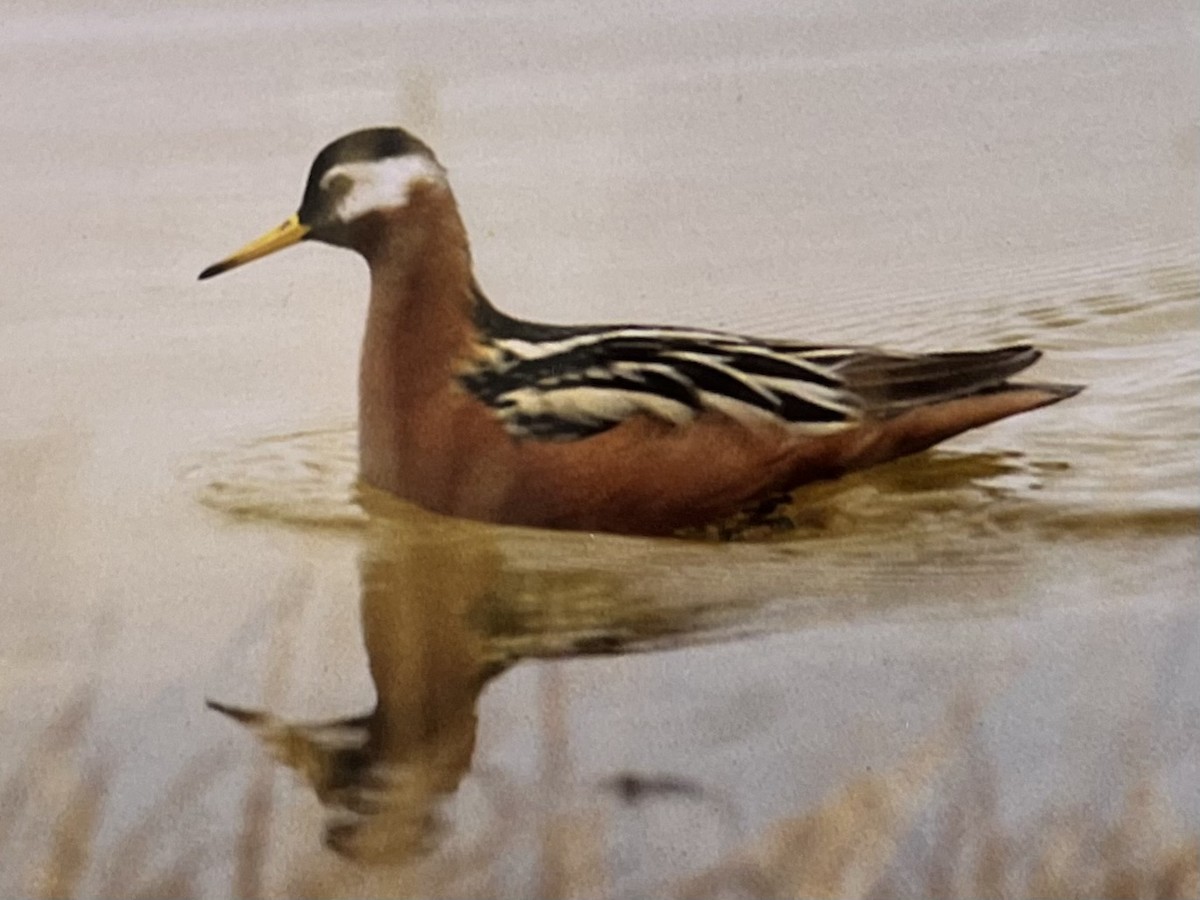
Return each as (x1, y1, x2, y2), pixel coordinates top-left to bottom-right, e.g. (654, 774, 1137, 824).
(182, 423, 1098, 551)
(725, 241, 1199, 348)
(181, 425, 366, 530)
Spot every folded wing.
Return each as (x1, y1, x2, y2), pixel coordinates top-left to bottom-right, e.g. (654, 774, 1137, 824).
(461, 325, 1048, 442)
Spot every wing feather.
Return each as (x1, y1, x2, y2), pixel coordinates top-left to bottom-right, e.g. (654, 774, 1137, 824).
(461, 325, 1042, 442)
(462, 326, 860, 440)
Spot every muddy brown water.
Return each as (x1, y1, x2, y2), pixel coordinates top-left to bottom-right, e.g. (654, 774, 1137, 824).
(2, 1, 1197, 895)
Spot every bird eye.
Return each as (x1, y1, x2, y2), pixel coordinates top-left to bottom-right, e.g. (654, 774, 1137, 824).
(324, 173, 352, 200)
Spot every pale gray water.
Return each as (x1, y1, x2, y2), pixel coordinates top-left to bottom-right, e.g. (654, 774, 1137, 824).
(1, 0, 1197, 895)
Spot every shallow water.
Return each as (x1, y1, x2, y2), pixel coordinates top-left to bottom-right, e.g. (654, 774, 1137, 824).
(2, 0, 1198, 896)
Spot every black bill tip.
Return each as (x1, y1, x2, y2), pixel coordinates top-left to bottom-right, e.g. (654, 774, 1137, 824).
(198, 261, 231, 281)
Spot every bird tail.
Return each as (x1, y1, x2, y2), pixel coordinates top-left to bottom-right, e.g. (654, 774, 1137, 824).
(853, 380, 1082, 467)
(837, 344, 1077, 417)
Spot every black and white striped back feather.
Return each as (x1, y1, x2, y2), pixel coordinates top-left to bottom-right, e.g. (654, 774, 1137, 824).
(460, 292, 1043, 442)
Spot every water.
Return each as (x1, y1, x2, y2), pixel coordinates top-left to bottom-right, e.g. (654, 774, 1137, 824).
(2, 1, 1197, 896)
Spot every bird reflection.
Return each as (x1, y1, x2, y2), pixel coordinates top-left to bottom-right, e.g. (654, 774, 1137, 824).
(207, 487, 721, 861)
(205, 449, 1046, 863)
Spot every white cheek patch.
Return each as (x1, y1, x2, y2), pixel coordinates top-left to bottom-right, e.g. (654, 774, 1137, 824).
(320, 155, 447, 223)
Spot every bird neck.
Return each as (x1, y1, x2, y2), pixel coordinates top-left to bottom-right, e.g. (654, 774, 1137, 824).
(358, 185, 481, 481)
(360, 184, 477, 382)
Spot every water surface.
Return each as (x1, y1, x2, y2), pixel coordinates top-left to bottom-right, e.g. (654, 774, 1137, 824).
(1, 0, 1197, 895)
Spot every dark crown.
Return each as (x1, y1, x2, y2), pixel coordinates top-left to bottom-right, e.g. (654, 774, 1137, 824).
(301, 127, 437, 212)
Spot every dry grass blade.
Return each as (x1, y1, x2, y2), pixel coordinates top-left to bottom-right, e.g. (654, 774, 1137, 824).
(536, 809, 610, 900)
(678, 703, 974, 900)
(99, 747, 227, 895)
(1097, 783, 1199, 900)
(127, 861, 203, 900)
(0, 691, 95, 854)
(226, 568, 314, 899)
(233, 753, 275, 900)
(34, 760, 109, 900)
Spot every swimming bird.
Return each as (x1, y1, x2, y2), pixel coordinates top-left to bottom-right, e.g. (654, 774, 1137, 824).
(200, 127, 1081, 536)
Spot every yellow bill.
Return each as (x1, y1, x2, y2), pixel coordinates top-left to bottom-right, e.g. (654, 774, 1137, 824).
(198, 214, 310, 280)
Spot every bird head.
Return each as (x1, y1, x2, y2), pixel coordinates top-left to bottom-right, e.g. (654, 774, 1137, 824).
(199, 127, 448, 279)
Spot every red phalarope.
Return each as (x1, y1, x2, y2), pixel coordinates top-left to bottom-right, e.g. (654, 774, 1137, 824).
(200, 127, 1081, 536)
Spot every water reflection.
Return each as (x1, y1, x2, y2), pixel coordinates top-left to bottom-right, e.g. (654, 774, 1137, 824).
(201, 435, 1096, 865)
(207, 489, 741, 862)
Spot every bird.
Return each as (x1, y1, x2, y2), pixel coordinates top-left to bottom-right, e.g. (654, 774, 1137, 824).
(199, 127, 1082, 537)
